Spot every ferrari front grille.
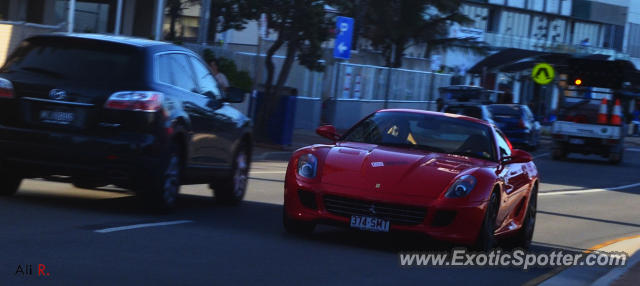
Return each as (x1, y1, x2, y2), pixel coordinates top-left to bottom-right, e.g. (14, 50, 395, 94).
(323, 195, 427, 225)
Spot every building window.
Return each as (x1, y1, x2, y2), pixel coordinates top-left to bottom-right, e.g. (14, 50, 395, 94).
(487, 8, 500, 33)
(0, 0, 9, 21)
(627, 23, 640, 58)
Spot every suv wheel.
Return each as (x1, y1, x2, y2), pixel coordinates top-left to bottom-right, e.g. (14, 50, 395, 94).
(212, 144, 250, 205)
(142, 146, 181, 210)
(0, 165, 22, 196)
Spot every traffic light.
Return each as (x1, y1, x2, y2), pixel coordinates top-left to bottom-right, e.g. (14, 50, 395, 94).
(567, 59, 631, 89)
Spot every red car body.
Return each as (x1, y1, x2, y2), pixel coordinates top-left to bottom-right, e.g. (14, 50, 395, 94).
(283, 109, 539, 247)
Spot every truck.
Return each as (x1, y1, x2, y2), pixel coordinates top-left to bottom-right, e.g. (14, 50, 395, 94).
(551, 59, 638, 164)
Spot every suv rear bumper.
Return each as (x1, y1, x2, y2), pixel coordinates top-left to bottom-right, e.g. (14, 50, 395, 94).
(0, 125, 169, 188)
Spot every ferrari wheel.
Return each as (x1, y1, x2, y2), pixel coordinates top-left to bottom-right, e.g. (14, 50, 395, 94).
(283, 208, 315, 235)
(507, 185, 537, 249)
(475, 191, 499, 251)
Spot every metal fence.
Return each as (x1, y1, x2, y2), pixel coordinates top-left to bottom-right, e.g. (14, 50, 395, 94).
(185, 44, 453, 102)
(333, 63, 453, 101)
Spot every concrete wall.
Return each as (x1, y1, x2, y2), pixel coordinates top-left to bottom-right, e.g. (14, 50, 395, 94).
(293, 97, 322, 130)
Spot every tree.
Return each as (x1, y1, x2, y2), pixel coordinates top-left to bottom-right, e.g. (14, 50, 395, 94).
(206, 0, 259, 43)
(339, 0, 475, 67)
(252, 0, 332, 141)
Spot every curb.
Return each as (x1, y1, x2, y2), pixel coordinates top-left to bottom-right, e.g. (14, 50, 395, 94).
(530, 234, 640, 286)
(592, 252, 640, 286)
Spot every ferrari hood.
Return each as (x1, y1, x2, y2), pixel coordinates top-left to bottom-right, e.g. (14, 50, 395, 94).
(320, 142, 485, 199)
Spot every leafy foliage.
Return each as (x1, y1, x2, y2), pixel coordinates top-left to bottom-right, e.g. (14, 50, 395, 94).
(202, 48, 253, 92)
(206, 0, 260, 43)
(251, 0, 334, 141)
(331, 0, 475, 67)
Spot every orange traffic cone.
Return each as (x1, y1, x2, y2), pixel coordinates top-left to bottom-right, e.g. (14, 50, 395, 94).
(598, 98, 608, 124)
(611, 99, 622, 125)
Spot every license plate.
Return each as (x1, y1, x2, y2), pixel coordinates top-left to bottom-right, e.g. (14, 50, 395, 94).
(40, 110, 75, 125)
(350, 215, 390, 232)
(569, 138, 584, 144)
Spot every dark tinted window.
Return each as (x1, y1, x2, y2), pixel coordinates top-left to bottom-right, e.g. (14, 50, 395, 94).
(488, 105, 522, 117)
(1, 38, 144, 85)
(444, 106, 483, 119)
(343, 112, 495, 161)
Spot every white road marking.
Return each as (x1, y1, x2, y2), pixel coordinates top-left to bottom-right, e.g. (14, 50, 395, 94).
(540, 182, 640, 196)
(94, 220, 193, 233)
(533, 152, 550, 159)
(626, 148, 640, 152)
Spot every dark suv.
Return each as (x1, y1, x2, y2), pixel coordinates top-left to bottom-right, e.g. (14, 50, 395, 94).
(0, 34, 253, 209)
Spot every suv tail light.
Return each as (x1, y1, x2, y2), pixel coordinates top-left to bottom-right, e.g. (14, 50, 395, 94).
(0, 77, 14, 99)
(104, 91, 163, 112)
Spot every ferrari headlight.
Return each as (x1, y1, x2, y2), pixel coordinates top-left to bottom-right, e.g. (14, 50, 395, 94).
(445, 175, 477, 198)
(297, 154, 317, 178)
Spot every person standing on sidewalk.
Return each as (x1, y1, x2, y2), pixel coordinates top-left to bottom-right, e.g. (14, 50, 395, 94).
(209, 59, 230, 91)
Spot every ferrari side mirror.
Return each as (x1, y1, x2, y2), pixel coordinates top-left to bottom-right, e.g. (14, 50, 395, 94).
(316, 125, 340, 141)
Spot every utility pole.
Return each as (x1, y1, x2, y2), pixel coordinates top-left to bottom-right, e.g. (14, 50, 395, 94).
(250, 13, 267, 118)
(384, 44, 396, 109)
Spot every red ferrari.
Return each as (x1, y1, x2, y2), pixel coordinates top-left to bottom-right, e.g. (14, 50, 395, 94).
(283, 109, 539, 250)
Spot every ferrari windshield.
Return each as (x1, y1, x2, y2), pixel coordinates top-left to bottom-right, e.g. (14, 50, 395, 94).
(342, 111, 496, 161)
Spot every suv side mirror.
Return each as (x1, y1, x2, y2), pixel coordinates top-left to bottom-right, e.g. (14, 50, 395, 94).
(316, 125, 340, 141)
(224, 87, 246, 103)
(505, 149, 533, 164)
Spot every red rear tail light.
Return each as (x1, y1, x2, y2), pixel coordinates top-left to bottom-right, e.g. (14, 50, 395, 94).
(104, 91, 163, 112)
(518, 119, 526, 128)
(0, 77, 14, 99)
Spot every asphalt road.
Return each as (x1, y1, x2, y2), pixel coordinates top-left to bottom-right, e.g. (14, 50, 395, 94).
(1, 143, 640, 285)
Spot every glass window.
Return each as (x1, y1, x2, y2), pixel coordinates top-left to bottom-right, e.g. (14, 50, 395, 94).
(157, 55, 173, 85)
(444, 106, 483, 119)
(3, 38, 143, 86)
(189, 56, 221, 99)
(170, 54, 197, 92)
(495, 130, 512, 158)
(343, 111, 496, 161)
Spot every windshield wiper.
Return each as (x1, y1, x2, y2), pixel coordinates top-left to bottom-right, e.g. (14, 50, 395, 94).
(19, 66, 66, 79)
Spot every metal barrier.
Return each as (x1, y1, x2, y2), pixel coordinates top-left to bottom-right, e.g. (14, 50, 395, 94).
(333, 63, 453, 101)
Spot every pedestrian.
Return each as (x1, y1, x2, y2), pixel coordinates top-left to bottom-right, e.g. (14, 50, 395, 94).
(209, 59, 230, 91)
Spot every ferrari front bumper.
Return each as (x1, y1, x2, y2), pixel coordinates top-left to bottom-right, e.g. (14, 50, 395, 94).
(284, 180, 489, 245)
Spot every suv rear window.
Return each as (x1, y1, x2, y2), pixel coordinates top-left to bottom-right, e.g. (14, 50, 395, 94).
(488, 105, 522, 117)
(1, 38, 144, 85)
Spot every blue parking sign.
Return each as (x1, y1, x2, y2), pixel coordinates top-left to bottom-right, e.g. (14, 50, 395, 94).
(333, 16, 354, 60)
